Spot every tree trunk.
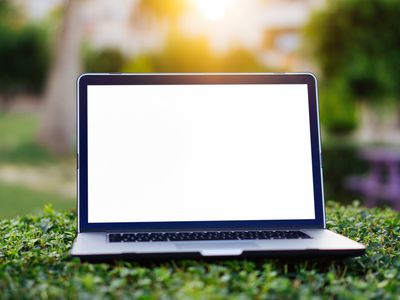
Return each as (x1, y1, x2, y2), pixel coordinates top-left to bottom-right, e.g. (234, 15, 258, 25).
(37, 0, 82, 155)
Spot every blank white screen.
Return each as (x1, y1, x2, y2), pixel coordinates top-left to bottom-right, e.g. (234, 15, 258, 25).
(87, 84, 315, 223)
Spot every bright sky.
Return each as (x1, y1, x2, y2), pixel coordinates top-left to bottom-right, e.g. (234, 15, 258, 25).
(182, 0, 268, 53)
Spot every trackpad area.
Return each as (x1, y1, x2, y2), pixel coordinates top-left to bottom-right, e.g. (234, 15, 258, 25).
(175, 241, 259, 256)
(175, 241, 258, 250)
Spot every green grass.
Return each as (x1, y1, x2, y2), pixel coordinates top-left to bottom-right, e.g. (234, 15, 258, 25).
(0, 113, 55, 164)
(0, 202, 399, 299)
(0, 182, 74, 219)
(0, 113, 75, 218)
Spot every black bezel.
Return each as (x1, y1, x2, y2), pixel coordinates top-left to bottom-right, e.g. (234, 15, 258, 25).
(77, 73, 325, 232)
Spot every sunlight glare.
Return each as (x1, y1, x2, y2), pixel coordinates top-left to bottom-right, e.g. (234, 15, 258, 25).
(195, 0, 230, 21)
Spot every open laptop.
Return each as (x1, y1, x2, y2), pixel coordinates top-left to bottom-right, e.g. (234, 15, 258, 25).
(71, 73, 365, 260)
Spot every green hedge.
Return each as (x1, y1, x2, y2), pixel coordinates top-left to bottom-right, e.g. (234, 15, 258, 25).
(0, 203, 399, 299)
(322, 143, 369, 204)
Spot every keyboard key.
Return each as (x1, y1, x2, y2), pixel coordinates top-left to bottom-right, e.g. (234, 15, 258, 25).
(109, 230, 311, 243)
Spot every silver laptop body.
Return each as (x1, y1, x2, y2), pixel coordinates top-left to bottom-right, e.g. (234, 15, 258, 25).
(71, 73, 365, 260)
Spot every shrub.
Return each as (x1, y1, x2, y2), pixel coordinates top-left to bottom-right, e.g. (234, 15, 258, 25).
(322, 143, 369, 204)
(305, 0, 400, 134)
(122, 31, 267, 73)
(0, 24, 51, 96)
(319, 79, 359, 134)
(0, 203, 399, 299)
(83, 47, 126, 73)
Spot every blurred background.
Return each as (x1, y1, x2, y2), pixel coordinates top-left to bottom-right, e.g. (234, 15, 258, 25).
(1, 0, 400, 218)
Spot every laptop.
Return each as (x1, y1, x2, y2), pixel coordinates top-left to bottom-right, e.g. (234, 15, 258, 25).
(71, 73, 365, 260)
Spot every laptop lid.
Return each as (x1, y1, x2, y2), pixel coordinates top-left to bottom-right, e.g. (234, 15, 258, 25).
(77, 73, 325, 232)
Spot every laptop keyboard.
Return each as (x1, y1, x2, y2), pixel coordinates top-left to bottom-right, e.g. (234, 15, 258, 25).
(108, 230, 311, 243)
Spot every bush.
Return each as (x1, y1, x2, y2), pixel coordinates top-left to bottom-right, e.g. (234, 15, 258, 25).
(123, 31, 267, 73)
(319, 80, 359, 134)
(0, 24, 51, 95)
(0, 113, 55, 165)
(0, 203, 399, 299)
(322, 143, 369, 204)
(305, 0, 400, 134)
(305, 0, 400, 101)
(83, 47, 126, 73)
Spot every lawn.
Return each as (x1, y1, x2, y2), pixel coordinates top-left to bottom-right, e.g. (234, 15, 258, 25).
(0, 182, 73, 219)
(0, 202, 399, 299)
(0, 113, 75, 218)
(0, 113, 55, 165)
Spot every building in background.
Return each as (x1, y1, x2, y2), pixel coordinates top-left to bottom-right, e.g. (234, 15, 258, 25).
(258, 0, 324, 71)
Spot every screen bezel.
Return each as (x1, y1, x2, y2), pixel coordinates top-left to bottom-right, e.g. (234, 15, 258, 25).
(77, 73, 325, 232)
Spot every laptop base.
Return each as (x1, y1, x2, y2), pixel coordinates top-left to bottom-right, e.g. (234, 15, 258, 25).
(71, 229, 365, 261)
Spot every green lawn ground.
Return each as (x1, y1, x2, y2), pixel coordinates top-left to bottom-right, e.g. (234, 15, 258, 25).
(0, 182, 73, 219)
(0, 202, 399, 299)
(0, 113, 55, 165)
(0, 113, 74, 218)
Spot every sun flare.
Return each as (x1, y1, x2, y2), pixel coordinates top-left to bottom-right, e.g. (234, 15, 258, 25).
(194, 0, 230, 21)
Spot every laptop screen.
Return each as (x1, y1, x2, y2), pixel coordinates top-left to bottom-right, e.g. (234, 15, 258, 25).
(86, 84, 316, 223)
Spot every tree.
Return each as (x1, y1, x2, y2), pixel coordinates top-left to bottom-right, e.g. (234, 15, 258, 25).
(37, 0, 186, 155)
(0, 1, 50, 108)
(126, 0, 266, 73)
(0, 24, 50, 106)
(37, 0, 82, 154)
(123, 31, 266, 73)
(304, 0, 400, 134)
(37, 0, 266, 153)
(83, 47, 126, 73)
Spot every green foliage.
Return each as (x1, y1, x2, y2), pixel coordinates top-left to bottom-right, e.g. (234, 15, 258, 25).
(0, 0, 51, 95)
(0, 23, 51, 95)
(319, 79, 359, 134)
(123, 31, 266, 73)
(0, 203, 399, 299)
(306, 0, 400, 100)
(0, 0, 17, 23)
(151, 33, 215, 72)
(0, 183, 73, 219)
(0, 114, 75, 218)
(305, 0, 400, 134)
(0, 113, 74, 218)
(123, 55, 155, 73)
(83, 47, 126, 73)
(322, 143, 368, 204)
(217, 48, 267, 73)
(0, 113, 55, 164)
